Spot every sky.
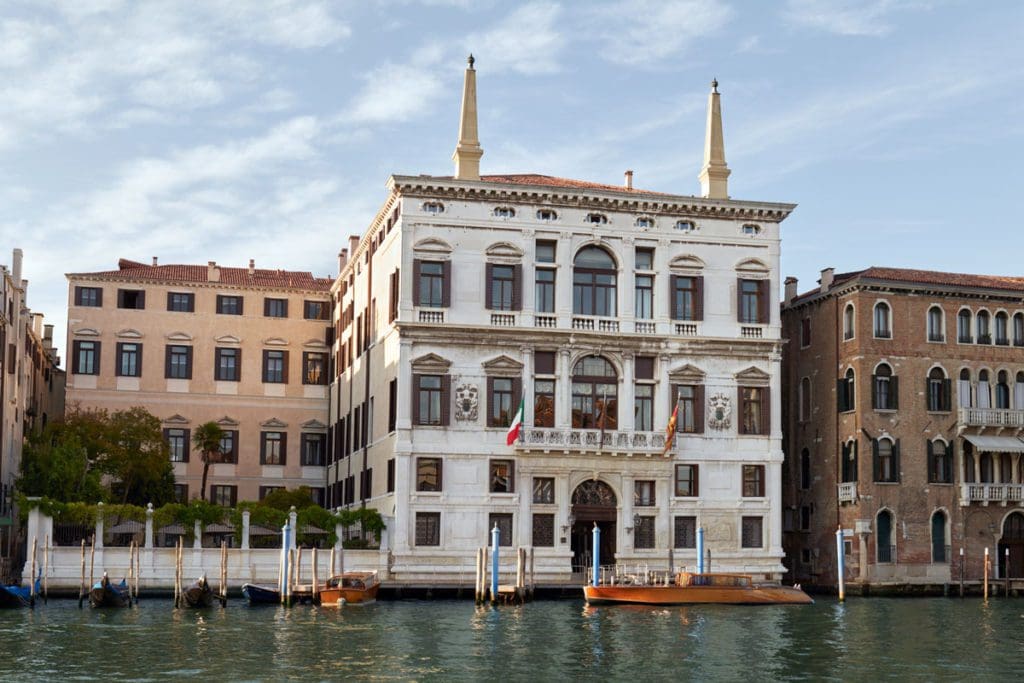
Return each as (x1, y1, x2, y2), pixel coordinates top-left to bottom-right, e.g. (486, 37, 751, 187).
(2, 0, 1023, 363)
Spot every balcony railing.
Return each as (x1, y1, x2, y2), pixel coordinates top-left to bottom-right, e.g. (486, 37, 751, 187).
(418, 310, 444, 323)
(572, 316, 619, 333)
(675, 323, 698, 336)
(838, 482, 858, 504)
(877, 544, 896, 563)
(634, 321, 656, 334)
(515, 427, 668, 455)
(490, 313, 516, 327)
(959, 407, 1024, 428)
(960, 483, 1024, 506)
(534, 315, 557, 328)
(740, 326, 764, 339)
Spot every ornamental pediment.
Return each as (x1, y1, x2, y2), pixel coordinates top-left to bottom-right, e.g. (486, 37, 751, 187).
(482, 354, 524, 375)
(214, 334, 241, 344)
(411, 352, 452, 373)
(260, 417, 288, 429)
(303, 338, 328, 349)
(301, 419, 328, 431)
(669, 363, 706, 383)
(735, 258, 769, 275)
(163, 414, 190, 425)
(73, 327, 100, 337)
(412, 237, 453, 256)
(115, 328, 143, 339)
(263, 337, 289, 347)
(669, 255, 705, 272)
(166, 331, 193, 342)
(734, 366, 771, 385)
(216, 415, 240, 427)
(485, 242, 524, 259)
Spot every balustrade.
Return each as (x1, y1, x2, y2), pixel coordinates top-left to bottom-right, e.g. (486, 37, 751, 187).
(516, 427, 668, 455)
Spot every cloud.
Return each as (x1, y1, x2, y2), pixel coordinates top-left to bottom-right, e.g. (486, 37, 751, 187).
(344, 63, 446, 124)
(782, 0, 929, 36)
(466, 2, 564, 74)
(586, 0, 733, 66)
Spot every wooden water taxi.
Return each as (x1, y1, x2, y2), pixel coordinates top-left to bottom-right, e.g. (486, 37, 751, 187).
(318, 572, 379, 606)
(584, 572, 813, 606)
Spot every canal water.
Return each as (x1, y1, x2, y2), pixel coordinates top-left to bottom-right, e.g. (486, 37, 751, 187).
(0, 597, 1020, 681)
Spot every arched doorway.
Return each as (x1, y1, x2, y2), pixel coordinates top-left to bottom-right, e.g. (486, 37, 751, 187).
(999, 512, 1024, 578)
(931, 511, 948, 563)
(571, 480, 617, 573)
(876, 510, 894, 563)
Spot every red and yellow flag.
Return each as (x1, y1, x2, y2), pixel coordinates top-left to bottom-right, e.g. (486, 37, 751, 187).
(661, 404, 679, 456)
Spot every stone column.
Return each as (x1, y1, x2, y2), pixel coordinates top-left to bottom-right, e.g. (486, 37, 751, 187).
(241, 510, 251, 550)
(656, 354, 671, 435)
(557, 348, 572, 429)
(620, 353, 635, 432)
(144, 503, 154, 549)
(621, 473, 634, 553)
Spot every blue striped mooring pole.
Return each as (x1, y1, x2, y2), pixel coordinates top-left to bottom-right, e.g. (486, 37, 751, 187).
(696, 526, 705, 574)
(280, 522, 292, 602)
(592, 523, 601, 586)
(836, 526, 845, 602)
(490, 523, 500, 602)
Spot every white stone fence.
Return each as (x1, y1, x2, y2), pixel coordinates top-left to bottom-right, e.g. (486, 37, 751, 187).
(21, 505, 388, 590)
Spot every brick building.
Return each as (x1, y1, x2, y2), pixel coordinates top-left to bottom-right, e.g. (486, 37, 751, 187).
(781, 267, 1024, 589)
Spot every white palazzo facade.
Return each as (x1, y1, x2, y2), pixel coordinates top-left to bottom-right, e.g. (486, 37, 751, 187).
(327, 62, 795, 582)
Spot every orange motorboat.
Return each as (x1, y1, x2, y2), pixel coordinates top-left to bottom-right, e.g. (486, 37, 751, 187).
(318, 571, 380, 606)
(583, 572, 813, 605)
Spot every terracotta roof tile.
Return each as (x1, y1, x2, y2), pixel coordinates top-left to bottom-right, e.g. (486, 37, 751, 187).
(70, 259, 333, 292)
(425, 173, 678, 196)
(792, 266, 1024, 304)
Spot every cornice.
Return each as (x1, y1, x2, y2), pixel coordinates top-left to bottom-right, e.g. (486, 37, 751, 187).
(64, 273, 331, 296)
(786, 277, 1024, 310)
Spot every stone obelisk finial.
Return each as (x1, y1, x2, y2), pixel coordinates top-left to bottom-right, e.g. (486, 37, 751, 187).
(452, 54, 483, 180)
(698, 78, 730, 199)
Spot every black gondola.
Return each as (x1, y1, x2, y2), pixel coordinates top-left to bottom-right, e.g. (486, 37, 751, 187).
(181, 575, 221, 608)
(89, 573, 130, 608)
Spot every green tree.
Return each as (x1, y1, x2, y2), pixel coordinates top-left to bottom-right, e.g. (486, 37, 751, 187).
(18, 427, 106, 503)
(260, 486, 317, 511)
(102, 407, 175, 506)
(192, 422, 224, 503)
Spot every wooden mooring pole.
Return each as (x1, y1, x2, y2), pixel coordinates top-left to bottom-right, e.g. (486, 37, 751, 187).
(134, 541, 140, 604)
(89, 535, 96, 592)
(29, 537, 37, 607)
(959, 547, 964, 598)
(312, 547, 319, 605)
(43, 534, 49, 604)
(984, 547, 990, 602)
(127, 541, 134, 607)
(78, 539, 86, 608)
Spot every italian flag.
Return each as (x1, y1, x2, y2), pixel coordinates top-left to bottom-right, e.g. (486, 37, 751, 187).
(506, 398, 525, 446)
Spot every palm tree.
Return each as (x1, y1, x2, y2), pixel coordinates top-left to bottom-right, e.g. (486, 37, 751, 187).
(192, 422, 224, 502)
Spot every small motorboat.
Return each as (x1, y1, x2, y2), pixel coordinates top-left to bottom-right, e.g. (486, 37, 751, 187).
(584, 571, 813, 606)
(89, 573, 130, 608)
(181, 575, 219, 608)
(241, 583, 281, 605)
(318, 572, 380, 606)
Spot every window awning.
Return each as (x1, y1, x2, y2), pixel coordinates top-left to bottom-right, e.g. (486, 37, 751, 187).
(964, 434, 1024, 453)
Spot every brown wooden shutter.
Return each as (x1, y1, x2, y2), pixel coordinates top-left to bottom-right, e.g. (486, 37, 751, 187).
(736, 278, 743, 322)
(891, 375, 899, 409)
(893, 439, 901, 481)
(117, 289, 125, 307)
(441, 261, 451, 307)
(943, 379, 952, 411)
(485, 264, 494, 310)
(535, 351, 555, 375)
(259, 432, 266, 464)
(669, 275, 679, 320)
(694, 384, 705, 433)
(412, 374, 421, 425)
(440, 375, 451, 426)
(758, 279, 770, 324)
(486, 377, 496, 427)
(115, 343, 123, 377)
(165, 345, 172, 379)
(137, 343, 143, 377)
(185, 346, 193, 380)
(760, 387, 771, 435)
(635, 356, 654, 380)
(237, 296, 244, 316)
(870, 375, 878, 409)
(413, 260, 422, 305)
(96, 288, 103, 307)
(694, 276, 704, 321)
(263, 298, 271, 316)
(694, 465, 700, 497)
(167, 292, 175, 310)
(512, 264, 523, 311)
(282, 350, 290, 384)
(512, 376, 523, 415)
(280, 432, 288, 466)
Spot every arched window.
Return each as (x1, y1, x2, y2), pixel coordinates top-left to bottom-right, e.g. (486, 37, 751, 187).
(995, 312, 1009, 345)
(931, 511, 948, 562)
(958, 309, 973, 343)
(958, 368, 973, 408)
(978, 369, 992, 409)
(841, 440, 858, 483)
(573, 247, 617, 317)
(927, 367, 949, 412)
(800, 448, 811, 489)
(996, 370, 1010, 409)
(928, 439, 952, 483)
(873, 302, 891, 338)
(873, 437, 899, 483)
(963, 440, 975, 482)
(839, 368, 856, 412)
(977, 310, 992, 344)
(571, 356, 618, 429)
(1015, 371, 1024, 409)
(1014, 313, 1024, 346)
(799, 377, 811, 421)
(877, 510, 894, 563)
(843, 304, 855, 340)
(872, 363, 897, 410)
(927, 306, 944, 342)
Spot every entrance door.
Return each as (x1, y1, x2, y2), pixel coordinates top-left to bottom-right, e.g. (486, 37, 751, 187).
(1000, 512, 1024, 578)
(570, 480, 618, 573)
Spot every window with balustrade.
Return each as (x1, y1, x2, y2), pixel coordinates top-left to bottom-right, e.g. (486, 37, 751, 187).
(635, 274, 653, 319)
(571, 356, 617, 429)
(535, 268, 555, 313)
(573, 247, 617, 317)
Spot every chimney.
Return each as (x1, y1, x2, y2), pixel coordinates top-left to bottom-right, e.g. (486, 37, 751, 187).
(624, 170, 633, 190)
(784, 276, 798, 306)
(819, 267, 834, 293)
(12, 248, 22, 286)
(348, 235, 360, 257)
(43, 324, 53, 345)
(32, 313, 43, 337)
(152, 256, 158, 266)
(207, 261, 221, 282)
(248, 258, 255, 276)
(338, 249, 348, 273)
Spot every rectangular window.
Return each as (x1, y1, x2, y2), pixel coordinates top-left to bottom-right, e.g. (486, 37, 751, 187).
(738, 279, 764, 324)
(303, 352, 327, 385)
(219, 430, 238, 464)
(264, 298, 288, 318)
(672, 276, 701, 321)
(387, 458, 395, 493)
(634, 384, 654, 431)
(536, 240, 556, 263)
(488, 513, 514, 546)
(216, 295, 243, 315)
(417, 261, 445, 307)
(260, 431, 286, 465)
(173, 484, 189, 504)
(799, 506, 811, 531)
(741, 516, 764, 548)
(304, 300, 329, 320)
(416, 457, 442, 492)
(635, 247, 654, 270)
(262, 350, 288, 383)
(489, 459, 515, 493)
(534, 379, 555, 427)
(928, 440, 953, 484)
(635, 274, 653, 319)
(742, 464, 765, 497)
(259, 486, 284, 500)
(634, 516, 656, 549)
(535, 268, 555, 313)
(532, 513, 555, 547)
(361, 468, 373, 499)
(675, 464, 699, 497)
(117, 289, 145, 309)
(167, 292, 195, 312)
(488, 264, 516, 311)
(740, 386, 768, 435)
(488, 377, 516, 427)
(210, 485, 237, 508)
(74, 286, 102, 307)
(164, 428, 189, 463)
(166, 345, 192, 379)
(634, 480, 655, 507)
(800, 318, 811, 347)
(72, 339, 99, 374)
(116, 342, 141, 377)
(301, 433, 324, 466)
(388, 379, 398, 432)
(416, 375, 443, 425)
(415, 512, 441, 546)
(215, 347, 240, 381)
(675, 384, 700, 433)
(532, 477, 555, 504)
(634, 356, 655, 380)
(674, 516, 696, 549)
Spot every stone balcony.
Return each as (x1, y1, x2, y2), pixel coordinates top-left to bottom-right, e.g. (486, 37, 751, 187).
(515, 427, 669, 457)
(959, 407, 1024, 430)
(960, 483, 1024, 506)
(838, 482, 858, 504)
